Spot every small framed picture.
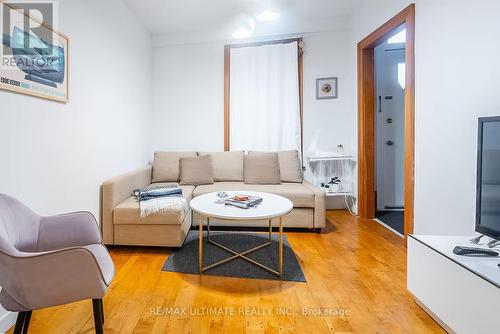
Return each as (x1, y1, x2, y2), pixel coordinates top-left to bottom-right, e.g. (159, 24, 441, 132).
(316, 77, 338, 99)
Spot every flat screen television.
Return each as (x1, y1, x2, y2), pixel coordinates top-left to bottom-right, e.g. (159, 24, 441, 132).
(476, 116, 500, 241)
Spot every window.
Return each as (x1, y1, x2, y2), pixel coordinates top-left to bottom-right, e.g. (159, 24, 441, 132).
(224, 39, 303, 153)
(397, 62, 406, 89)
(388, 29, 406, 44)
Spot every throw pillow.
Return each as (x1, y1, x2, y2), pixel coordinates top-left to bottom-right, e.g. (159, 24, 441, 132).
(152, 151, 197, 182)
(244, 152, 281, 184)
(249, 150, 302, 183)
(179, 155, 214, 186)
(198, 151, 244, 181)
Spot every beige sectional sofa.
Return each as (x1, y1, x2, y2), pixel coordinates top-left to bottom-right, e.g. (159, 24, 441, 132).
(101, 151, 325, 247)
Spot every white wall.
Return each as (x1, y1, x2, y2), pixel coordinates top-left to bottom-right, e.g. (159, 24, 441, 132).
(150, 30, 355, 207)
(302, 30, 355, 208)
(302, 30, 355, 167)
(0, 0, 152, 219)
(150, 41, 225, 152)
(351, 0, 500, 235)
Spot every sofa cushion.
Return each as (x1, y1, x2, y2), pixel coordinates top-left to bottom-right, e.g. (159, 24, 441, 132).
(244, 152, 281, 184)
(113, 184, 194, 225)
(193, 182, 315, 208)
(179, 155, 214, 186)
(249, 150, 302, 183)
(152, 151, 197, 182)
(199, 151, 244, 182)
(278, 150, 302, 183)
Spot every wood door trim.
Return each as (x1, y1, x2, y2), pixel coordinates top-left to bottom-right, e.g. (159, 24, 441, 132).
(298, 43, 304, 164)
(228, 37, 302, 49)
(224, 45, 231, 151)
(223, 38, 304, 152)
(357, 4, 415, 239)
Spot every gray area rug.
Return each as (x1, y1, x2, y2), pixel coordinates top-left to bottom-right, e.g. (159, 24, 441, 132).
(162, 231, 306, 282)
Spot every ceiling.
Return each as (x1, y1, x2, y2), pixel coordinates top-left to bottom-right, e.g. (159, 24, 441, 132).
(125, 0, 360, 39)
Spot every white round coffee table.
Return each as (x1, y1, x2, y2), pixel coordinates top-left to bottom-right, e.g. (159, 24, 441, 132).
(190, 191, 293, 277)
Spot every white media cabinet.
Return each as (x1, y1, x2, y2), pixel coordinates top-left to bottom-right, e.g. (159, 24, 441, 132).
(408, 235, 500, 334)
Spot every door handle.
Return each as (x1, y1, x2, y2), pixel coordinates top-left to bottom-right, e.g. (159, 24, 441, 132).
(386, 140, 394, 146)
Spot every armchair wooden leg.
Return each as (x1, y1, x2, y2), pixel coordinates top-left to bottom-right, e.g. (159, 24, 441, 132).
(92, 299, 104, 334)
(100, 299, 104, 324)
(22, 311, 32, 334)
(13, 312, 26, 334)
(14, 311, 31, 334)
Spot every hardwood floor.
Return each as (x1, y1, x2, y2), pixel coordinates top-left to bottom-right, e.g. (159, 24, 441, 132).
(9, 211, 444, 333)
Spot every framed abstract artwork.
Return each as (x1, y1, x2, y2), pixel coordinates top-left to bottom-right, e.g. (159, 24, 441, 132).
(316, 77, 337, 99)
(0, 1, 69, 102)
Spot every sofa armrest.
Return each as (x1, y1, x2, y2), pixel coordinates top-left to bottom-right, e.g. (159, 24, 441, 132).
(303, 181, 326, 228)
(101, 166, 152, 245)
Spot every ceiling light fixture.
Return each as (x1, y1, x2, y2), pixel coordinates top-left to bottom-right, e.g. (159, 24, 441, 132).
(257, 11, 280, 22)
(232, 28, 253, 39)
(232, 16, 255, 39)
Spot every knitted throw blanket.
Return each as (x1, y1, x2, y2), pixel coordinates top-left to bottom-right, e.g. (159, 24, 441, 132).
(139, 196, 188, 219)
(133, 184, 188, 219)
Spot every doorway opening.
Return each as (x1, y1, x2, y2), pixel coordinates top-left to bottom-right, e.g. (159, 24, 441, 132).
(357, 4, 415, 239)
(374, 25, 406, 236)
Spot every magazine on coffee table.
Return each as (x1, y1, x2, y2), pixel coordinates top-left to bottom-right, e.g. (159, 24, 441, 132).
(224, 195, 263, 209)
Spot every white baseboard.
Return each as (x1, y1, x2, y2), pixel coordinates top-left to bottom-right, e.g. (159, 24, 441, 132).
(0, 310, 17, 334)
(373, 218, 404, 238)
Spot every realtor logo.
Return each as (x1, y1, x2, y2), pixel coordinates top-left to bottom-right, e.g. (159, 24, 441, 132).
(0, 0, 67, 102)
(1, 1, 59, 68)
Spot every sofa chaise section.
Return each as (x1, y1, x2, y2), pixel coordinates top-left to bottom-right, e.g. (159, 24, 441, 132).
(101, 166, 152, 245)
(101, 168, 192, 247)
(112, 184, 193, 247)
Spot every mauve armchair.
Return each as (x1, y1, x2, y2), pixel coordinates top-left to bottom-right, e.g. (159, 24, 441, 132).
(0, 194, 115, 334)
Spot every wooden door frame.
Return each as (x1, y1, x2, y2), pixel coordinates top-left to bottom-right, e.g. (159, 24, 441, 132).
(357, 4, 415, 238)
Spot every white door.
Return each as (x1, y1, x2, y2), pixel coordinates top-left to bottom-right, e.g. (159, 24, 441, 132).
(375, 42, 405, 211)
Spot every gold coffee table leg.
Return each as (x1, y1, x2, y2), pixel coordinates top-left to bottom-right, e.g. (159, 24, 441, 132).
(268, 219, 272, 241)
(207, 217, 210, 240)
(199, 217, 203, 273)
(279, 216, 283, 277)
(199, 215, 285, 278)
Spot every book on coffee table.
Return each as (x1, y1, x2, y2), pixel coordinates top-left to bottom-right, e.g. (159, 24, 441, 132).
(224, 195, 263, 209)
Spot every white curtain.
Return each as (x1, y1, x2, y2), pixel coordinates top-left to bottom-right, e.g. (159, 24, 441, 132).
(229, 41, 301, 152)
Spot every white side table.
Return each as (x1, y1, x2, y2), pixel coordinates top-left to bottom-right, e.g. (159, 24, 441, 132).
(306, 155, 355, 196)
(307, 155, 356, 213)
